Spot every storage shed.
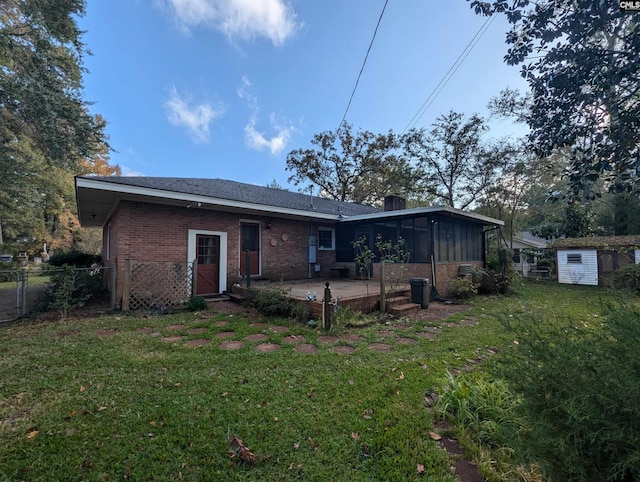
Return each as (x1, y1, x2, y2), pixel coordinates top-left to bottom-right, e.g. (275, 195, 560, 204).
(550, 236, 640, 286)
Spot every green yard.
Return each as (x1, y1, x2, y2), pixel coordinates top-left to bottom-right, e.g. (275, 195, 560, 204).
(0, 283, 632, 481)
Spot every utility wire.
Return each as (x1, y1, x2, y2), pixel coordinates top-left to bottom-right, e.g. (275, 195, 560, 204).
(336, 0, 389, 137)
(402, 13, 496, 134)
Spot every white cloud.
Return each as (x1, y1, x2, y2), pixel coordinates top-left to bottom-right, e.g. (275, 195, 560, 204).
(120, 166, 145, 177)
(165, 86, 224, 143)
(159, 0, 300, 45)
(237, 76, 294, 155)
(244, 116, 293, 155)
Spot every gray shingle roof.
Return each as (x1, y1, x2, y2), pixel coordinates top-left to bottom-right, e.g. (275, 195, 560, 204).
(82, 176, 381, 217)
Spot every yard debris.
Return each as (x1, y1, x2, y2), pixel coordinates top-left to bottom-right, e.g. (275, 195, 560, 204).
(228, 435, 257, 464)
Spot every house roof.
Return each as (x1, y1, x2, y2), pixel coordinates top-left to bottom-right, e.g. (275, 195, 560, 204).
(549, 235, 640, 249)
(75, 176, 504, 228)
(75, 176, 380, 226)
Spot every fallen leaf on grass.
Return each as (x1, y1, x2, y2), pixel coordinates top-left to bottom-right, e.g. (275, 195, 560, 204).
(351, 432, 359, 440)
(417, 463, 425, 475)
(26, 429, 38, 439)
(97, 406, 107, 412)
(395, 371, 405, 380)
(293, 441, 300, 450)
(429, 431, 442, 441)
(80, 386, 85, 392)
(228, 436, 257, 464)
(362, 408, 373, 419)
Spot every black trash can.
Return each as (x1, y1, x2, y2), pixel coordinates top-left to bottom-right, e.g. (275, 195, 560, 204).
(409, 278, 430, 309)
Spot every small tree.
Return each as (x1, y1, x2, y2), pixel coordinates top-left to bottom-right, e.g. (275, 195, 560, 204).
(352, 236, 375, 295)
(375, 235, 410, 301)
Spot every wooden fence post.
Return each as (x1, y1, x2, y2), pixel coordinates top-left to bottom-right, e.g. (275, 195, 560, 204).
(122, 259, 131, 311)
(323, 282, 331, 331)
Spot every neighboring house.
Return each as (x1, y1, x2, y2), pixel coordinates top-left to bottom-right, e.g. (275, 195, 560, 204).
(502, 232, 548, 277)
(75, 176, 503, 306)
(550, 235, 640, 286)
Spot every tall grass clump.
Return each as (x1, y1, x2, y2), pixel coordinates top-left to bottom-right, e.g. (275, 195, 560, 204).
(493, 300, 640, 481)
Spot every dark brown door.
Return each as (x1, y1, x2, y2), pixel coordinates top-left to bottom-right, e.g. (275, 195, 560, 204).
(240, 223, 260, 276)
(196, 235, 220, 295)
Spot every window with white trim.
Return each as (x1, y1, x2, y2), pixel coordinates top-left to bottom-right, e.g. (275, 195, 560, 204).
(567, 253, 582, 264)
(318, 227, 335, 250)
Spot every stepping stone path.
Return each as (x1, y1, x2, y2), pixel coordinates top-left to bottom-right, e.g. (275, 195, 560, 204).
(87, 307, 484, 361)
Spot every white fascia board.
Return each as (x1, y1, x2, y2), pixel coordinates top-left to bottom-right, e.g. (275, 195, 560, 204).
(341, 205, 504, 226)
(76, 177, 339, 221)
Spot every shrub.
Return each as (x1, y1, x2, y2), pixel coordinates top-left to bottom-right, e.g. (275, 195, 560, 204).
(494, 301, 640, 481)
(187, 295, 208, 311)
(613, 263, 640, 294)
(448, 276, 478, 299)
(48, 251, 102, 268)
(42, 265, 90, 319)
(0, 262, 21, 282)
(246, 286, 292, 317)
(290, 301, 311, 323)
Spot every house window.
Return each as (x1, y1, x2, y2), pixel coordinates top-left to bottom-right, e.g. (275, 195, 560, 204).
(318, 228, 335, 250)
(567, 253, 582, 264)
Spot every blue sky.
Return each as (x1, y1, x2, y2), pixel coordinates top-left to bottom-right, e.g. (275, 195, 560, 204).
(80, 0, 529, 189)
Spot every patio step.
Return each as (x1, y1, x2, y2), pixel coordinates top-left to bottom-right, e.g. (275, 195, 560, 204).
(386, 295, 422, 317)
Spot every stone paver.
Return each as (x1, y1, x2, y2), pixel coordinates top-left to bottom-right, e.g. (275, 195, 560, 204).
(256, 343, 280, 352)
(213, 321, 230, 327)
(294, 344, 318, 354)
(249, 322, 267, 328)
(282, 335, 305, 344)
(246, 333, 268, 341)
(96, 329, 118, 336)
(161, 335, 184, 342)
(269, 325, 288, 333)
(368, 343, 392, 352)
(415, 332, 437, 340)
(188, 328, 208, 334)
(332, 345, 356, 354)
(166, 324, 186, 331)
(318, 336, 339, 343)
(341, 334, 363, 342)
(395, 337, 418, 345)
(214, 331, 235, 339)
(135, 327, 153, 333)
(186, 339, 210, 347)
(220, 340, 245, 350)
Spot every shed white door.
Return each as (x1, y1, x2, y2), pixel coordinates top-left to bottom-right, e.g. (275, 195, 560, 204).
(557, 249, 598, 286)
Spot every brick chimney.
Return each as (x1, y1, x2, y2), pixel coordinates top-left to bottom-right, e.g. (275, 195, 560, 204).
(384, 195, 406, 211)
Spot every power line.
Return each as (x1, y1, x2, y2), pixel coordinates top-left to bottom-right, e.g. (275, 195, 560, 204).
(336, 0, 389, 136)
(402, 13, 496, 134)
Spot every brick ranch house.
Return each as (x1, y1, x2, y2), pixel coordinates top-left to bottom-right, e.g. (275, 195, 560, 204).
(75, 176, 503, 307)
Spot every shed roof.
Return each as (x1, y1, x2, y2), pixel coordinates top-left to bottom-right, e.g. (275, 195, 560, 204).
(549, 235, 640, 249)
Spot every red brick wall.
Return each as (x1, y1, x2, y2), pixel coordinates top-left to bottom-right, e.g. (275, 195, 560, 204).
(326, 261, 482, 296)
(104, 201, 340, 303)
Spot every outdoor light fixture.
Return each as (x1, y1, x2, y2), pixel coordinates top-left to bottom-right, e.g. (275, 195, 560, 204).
(266, 222, 272, 230)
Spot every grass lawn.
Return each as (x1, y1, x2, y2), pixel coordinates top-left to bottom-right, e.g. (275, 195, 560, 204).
(0, 282, 618, 481)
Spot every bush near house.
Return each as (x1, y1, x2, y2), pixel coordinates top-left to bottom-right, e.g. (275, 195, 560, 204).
(613, 263, 640, 294)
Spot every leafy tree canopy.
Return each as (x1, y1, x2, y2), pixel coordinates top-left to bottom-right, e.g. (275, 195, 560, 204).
(469, 1, 640, 200)
(0, 0, 116, 251)
(285, 123, 417, 205)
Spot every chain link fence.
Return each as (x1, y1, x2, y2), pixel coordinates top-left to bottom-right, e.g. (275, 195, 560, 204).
(0, 266, 114, 322)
